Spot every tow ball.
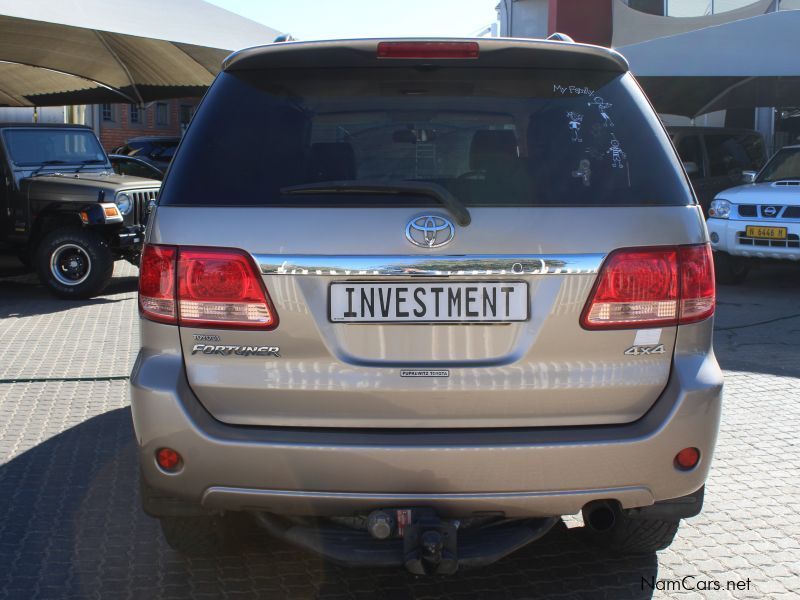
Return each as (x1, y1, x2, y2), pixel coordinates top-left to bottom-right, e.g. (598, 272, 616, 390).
(399, 509, 459, 575)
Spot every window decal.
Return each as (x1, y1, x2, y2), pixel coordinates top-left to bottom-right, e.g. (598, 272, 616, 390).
(566, 111, 584, 142)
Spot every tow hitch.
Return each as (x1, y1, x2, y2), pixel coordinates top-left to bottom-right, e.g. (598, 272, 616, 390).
(401, 509, 459, 575)
(253, 509, 558, 574)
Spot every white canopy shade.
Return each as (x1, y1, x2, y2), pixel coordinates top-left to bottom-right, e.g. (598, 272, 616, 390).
(0, 0, 280, 107)
(618, 10, 800, 117)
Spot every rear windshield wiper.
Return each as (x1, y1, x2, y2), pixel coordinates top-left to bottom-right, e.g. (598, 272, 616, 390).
(280, 180, 472, 226)
(29, 160, 68, 177)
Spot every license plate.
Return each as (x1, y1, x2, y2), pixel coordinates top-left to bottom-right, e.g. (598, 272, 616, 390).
(746, 226, 787, 239)
(329, 282, 528, 323)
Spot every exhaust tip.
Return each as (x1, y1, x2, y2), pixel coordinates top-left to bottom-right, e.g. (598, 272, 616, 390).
(583, 501, 617, 532)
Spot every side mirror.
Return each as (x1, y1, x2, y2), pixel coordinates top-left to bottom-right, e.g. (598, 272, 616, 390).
(683, 161, 700, 177)
(741, 170, 757, 184)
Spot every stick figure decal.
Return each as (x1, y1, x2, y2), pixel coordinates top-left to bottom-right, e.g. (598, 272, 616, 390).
(588, 97, 614, 128)
(566, 112, 583, 142)
(606, 135, 627, 169)
(571, 159, 592, 186)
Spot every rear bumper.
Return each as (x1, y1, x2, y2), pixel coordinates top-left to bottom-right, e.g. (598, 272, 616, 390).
(130, 323, 723, 518)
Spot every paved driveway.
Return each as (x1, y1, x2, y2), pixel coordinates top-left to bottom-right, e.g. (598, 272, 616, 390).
(0, 258, 798, 599)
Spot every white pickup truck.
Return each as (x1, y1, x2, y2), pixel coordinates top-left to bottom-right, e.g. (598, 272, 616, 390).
(707, 144, 800, 283)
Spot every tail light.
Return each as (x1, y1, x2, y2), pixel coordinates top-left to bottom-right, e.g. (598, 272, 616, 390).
(139, 244, 177, 324)
(581, 244, 714, 330)
(678, 244, 715, 324)
(138, 244, 278, 329)
(377, 41, 479, 59)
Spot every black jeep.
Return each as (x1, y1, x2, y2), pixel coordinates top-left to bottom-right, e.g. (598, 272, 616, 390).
(0, 123, 160, 298)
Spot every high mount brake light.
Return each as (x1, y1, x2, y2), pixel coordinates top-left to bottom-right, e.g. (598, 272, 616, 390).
(581, 244, 715, 330)
(377, 41, 480, 59)
(138, 244, 278, 329)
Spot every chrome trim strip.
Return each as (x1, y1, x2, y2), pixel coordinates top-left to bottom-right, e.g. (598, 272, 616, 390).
(254, 254, 605, 277)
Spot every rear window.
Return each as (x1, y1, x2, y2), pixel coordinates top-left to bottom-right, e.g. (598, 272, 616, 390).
(161, 68, 691, 207)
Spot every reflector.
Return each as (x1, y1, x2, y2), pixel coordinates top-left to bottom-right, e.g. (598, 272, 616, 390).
(156, 447, 182, 471)
(675, 447, 700, 470)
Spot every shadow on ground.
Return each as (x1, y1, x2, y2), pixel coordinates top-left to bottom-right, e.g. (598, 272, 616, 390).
(0, 254, 138, 319)
(714, 262, 800, 378)
(0, 408, 658, 599)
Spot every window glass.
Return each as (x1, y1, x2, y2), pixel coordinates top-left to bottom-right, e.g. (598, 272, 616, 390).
(156, 103, 169, 126)
(626, 0, 665, 15)
(112, 157, 162, 179)
(705, 134, 763, 178)
(667, 0, 712, 16)
(758, 148, 800, 183)
(161, 68, 691, 207)
(101, 104, 114, 122)
(180, 105, 194, 128)
(2, 129, 106, 166)
(714, 0, 763, 12)
(130, 105, 141, 124)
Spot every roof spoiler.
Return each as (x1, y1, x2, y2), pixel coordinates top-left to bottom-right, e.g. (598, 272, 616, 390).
(224, 38, 629, 73)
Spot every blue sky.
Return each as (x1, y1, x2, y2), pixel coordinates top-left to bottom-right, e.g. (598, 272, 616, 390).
(206, 0, 499, 40)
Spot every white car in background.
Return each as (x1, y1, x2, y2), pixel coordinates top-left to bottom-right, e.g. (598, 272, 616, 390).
(707, 144, 800, 283)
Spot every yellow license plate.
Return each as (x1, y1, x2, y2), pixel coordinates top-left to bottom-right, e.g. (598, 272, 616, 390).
(746, 226, 787, 239)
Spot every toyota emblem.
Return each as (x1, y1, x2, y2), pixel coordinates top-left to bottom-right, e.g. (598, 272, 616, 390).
(405, 215, 455, 248)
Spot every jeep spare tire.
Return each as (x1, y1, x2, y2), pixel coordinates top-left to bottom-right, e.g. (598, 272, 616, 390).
(36, 228, 114, 299)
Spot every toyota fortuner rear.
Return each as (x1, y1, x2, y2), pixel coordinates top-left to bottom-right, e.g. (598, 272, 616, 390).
(130, 38, 722, 572)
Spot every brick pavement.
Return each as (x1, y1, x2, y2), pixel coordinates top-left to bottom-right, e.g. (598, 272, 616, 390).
(0, 259, 798, 599)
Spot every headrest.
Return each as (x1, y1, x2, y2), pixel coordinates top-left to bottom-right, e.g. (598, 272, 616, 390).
(309, 142, 356, 181)
(469, 130, 519, 171)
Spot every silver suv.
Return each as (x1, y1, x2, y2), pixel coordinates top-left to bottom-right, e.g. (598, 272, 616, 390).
(131, 38, 722, 573)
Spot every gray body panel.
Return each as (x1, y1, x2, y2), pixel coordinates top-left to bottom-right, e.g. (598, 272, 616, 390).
(150, 205, 706, 428)
(131, 316, 721, 515)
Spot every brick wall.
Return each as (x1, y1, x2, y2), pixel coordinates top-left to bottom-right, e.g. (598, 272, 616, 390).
(98, 98, 199, 151)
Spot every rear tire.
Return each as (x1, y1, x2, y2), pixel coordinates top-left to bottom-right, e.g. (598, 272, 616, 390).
(713, 251, 748, 285)
(582, 503, 680, 554)
(35, 228, 114, 298)
(159, 514, 249, 556)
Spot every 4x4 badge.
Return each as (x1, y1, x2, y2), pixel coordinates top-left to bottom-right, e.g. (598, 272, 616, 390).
(624, 344, 665, 356)
(405, 215, 455, 248)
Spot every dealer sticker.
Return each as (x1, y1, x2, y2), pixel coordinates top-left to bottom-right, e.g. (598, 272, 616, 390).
(400, 369, 450, 378)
